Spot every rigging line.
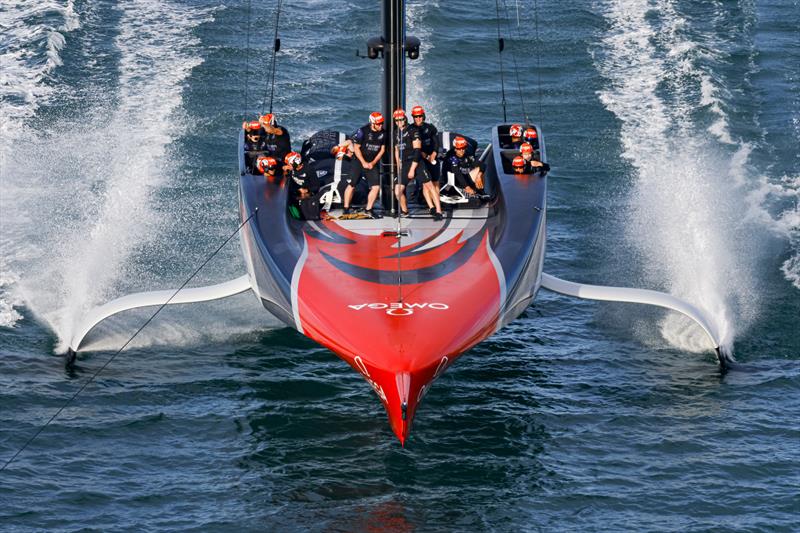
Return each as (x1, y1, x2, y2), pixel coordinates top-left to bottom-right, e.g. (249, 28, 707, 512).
(0, 209, 259, 473)
(532, 0, 544, 126)
(500, 0, 530, 125)
(242, 0, 253, 118)
(264, 0, 284, 114)
(494, 0, 508, 122)
(397, 28, 405, 304)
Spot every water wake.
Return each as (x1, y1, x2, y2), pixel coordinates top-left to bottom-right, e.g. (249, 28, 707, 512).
(0, 1, 80, 327)
(595, 0, 797, 354)
(1, 1, 277, 351)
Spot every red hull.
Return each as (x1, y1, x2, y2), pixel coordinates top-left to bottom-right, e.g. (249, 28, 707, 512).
(297, 221, 502, 443)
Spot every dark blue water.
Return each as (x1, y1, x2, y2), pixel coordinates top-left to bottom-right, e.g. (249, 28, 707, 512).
(1, 0, 798, 530)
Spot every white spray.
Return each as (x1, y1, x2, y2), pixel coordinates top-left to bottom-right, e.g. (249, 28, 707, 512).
(595, 0, 797, 354)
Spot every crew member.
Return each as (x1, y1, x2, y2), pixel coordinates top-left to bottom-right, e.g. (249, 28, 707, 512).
(442, 136, 486, 195)
(331, 142, 366, 214)
(255, 155, 279, 182)
(511, 155, 528, 175)
(285, 151, 319, 202)
(519, 143, 550, 175)
(259, 113, 292, 171)
(523, 127, 540, 151)
(410, 105, 440, 186)
(508, 124, 524, 149)
(394, 109, 443, 220)
(243, 120, 265, 172)
(351, 112, 386, 219)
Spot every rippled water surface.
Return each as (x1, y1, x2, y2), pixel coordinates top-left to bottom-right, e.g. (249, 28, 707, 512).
(1, 0, 798, 531)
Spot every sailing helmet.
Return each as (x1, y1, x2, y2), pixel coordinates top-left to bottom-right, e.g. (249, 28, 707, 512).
(512, 155, 526, 170)
(369, 112, 384, 125)
(411, 105, 425, 118)
(260, 113, 276, 127)
(520, 142, 533, 155)
(524, 127, 538, 140)
(393, 108, 407, 121)
(257, 155, 278, 173)
(453, 136, 468, 150)
(509, 124, 523, 138)
(244, 120, 261, 132)
(335, 145, 351, 159)
(284, 151, 302, 168)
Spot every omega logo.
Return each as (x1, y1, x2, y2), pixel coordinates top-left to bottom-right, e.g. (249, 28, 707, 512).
(347, 302, 450, 316)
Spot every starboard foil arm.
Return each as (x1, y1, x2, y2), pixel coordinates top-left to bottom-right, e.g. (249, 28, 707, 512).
(540, 273, 727, 363)
(68, 275, 253, 352)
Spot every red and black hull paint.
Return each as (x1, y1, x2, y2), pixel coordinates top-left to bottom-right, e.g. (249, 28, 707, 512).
(238, 125, 547, 444)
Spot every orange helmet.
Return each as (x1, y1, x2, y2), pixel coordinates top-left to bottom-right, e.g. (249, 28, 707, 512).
(260, 113, 276, 127)
(244, 120, 261, 131)
(520, 142, 533, 155)
(257, 156, 278, 173)
(284, 151, 302, 168)
(453, 136, 468, 150)
(392, 108, 407, 121)
(509, 124, 523, 137)
(512, 156, 526, 170)
(369, 112, 384, 125)
(524, 127, 538, 139)
(411, 105, 425, 118)
(335, 145, 351, 159)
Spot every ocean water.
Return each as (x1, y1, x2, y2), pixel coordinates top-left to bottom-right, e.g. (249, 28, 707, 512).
(1, 0, 798, 530)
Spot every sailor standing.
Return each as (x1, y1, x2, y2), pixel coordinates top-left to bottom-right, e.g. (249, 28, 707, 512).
(409, 105, 440, 203)
(394, 109, 443, 220)
(351, 112, 387, 218)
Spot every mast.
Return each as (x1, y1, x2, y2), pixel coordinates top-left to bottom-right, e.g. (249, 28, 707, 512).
(366, 0, 420, 212)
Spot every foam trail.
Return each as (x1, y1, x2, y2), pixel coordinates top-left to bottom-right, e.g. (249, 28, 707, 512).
(0, 1, 80, 327)
(406, 1, 443, 126)
(593, 0, 791, 354)
(2, 1, 278, 350)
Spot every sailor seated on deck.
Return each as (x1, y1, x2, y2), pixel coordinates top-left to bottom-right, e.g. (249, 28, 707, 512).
(285, 151, 321, 220)
(523, 127, 540, 153)
(441, 136, 486, 197)
(519, 143, 550, 175)
(258, 113, 292, 173)
(512, 154, 550, 176)
(255, 155, 280, 182)
(507, 123, 524, 149)
(243, 120, 266, 172)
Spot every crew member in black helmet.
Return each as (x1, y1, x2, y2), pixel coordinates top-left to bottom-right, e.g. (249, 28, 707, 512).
(351, 112, 386, 218)
(442, 136, 486, 195)
(394, 109, 443, 220)
(259, 113, 292, 172)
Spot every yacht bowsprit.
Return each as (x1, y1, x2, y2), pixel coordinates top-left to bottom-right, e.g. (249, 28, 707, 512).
(67, 0, 728, 444)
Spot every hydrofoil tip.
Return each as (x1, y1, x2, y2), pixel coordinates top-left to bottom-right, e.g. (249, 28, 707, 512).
(716, 346, 736, 370)
(65, 348, 77, 368)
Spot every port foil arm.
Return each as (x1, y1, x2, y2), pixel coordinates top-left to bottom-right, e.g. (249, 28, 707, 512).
(69, 275, 252, 352)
